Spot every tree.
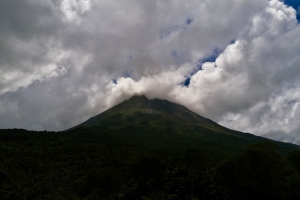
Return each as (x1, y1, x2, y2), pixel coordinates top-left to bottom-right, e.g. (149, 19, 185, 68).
(288, 150, 300, 169)
(83, 167, 123, 198)
(216, 142, 295, 200)
(183, 147, 211, 170)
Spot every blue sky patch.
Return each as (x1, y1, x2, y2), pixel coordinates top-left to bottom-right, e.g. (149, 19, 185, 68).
(183, 77, 191, 87)
(112, 79, 117, 84)
(181, 47, 222, 87)
(199, 47, 222, 64)
(284, 0, 300, 21)
(229, 40, 236, 45)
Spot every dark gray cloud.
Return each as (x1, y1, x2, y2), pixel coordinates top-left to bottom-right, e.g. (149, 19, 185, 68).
(0, 0, 300, 144)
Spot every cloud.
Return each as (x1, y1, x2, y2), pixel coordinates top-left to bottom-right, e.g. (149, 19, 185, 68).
(0, 0, 300, 144)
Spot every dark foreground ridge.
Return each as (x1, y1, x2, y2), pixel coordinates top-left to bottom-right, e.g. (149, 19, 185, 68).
(1, 95, 300, 199)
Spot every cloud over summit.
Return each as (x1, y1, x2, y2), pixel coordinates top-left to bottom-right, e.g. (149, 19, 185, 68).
(0, 0, 300, 143)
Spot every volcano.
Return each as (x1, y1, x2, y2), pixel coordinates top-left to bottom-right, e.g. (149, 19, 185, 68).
(67, 95, 298, 158)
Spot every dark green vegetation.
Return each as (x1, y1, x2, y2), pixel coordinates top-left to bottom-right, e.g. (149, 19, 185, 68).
(1, 95, 300, 199)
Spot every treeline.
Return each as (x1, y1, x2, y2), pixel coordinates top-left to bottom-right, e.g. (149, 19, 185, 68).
(1, 130, 300, 199)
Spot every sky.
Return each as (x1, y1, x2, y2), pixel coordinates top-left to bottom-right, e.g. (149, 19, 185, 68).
(0, 0, 300, 144)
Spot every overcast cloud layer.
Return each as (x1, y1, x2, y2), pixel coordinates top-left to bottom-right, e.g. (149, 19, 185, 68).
(0, 0, 300, 144)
